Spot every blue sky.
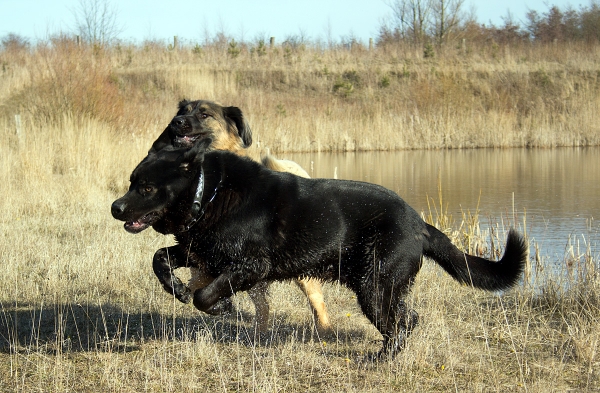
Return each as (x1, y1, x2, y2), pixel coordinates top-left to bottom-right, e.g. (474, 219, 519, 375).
(0, 0, 582, 44)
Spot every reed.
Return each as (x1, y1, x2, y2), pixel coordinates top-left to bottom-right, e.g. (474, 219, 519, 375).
(1, 39, 600, 154)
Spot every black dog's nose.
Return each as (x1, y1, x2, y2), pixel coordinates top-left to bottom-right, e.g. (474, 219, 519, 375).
(111, 200, 126, 218)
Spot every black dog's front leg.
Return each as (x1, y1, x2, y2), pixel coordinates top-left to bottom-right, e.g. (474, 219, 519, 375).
(152, 246, 192, 304)
(193, 267, 264, 313)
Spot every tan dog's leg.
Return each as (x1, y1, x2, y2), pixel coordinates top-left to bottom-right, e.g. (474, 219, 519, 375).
(295, 278, 332, 334)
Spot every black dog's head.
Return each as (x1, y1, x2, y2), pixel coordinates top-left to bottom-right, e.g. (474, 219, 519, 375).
(111, 139, 211, 235)
(150, 99, 252, 154)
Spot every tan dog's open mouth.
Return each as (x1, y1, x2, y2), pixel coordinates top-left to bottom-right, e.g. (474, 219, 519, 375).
(173, 135, 199, 147)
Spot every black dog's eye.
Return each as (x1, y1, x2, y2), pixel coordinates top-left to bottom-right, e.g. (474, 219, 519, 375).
(142, 186, 154, 194)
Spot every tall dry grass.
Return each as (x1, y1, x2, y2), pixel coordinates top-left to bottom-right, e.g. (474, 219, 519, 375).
(1, 38, 600, 153)
(0, 111, 599, 392)
(0, 39, 598, 391)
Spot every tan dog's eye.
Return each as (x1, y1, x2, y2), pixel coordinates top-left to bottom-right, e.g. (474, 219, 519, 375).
(200, 113, 209, 119)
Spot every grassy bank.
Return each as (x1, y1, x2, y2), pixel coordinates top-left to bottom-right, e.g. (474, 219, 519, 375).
(1, 39, 600, 153)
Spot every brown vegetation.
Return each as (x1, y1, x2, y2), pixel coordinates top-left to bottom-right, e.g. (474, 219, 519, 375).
(2, 32, 600, 153)
(0, 29, 599, 391)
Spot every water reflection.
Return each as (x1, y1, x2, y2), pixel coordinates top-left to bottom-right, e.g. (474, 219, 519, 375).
(287, 147, 600, 262)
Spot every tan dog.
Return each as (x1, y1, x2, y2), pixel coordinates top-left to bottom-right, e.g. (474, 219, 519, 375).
(150, 99, 331, 333)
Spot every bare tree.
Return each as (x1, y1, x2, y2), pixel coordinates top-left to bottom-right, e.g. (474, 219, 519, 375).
(385, 0, 432, 46)
(72, 0, 123, 46)
(430, 0, 466, 46)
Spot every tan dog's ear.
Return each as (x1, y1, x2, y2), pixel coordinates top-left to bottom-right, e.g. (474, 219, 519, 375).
(178, 99, 191, 111)
(175, 99, 194, 116)
(224, 106, 252, 147)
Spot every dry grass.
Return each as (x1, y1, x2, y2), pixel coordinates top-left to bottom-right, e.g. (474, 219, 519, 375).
(2, 39, 600, 153)
(0, 41, 599, 391)
(0, 114, 598, 392)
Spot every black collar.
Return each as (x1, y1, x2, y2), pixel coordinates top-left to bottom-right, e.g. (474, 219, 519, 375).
(183, 168, 221, 231)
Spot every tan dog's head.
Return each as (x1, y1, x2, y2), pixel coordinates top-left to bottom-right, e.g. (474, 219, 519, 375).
(150, 99, 252, 154)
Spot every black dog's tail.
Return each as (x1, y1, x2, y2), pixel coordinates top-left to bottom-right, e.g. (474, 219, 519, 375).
(422, 224, 528, 291)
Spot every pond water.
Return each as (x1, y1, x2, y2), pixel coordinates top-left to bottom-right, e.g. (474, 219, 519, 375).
(287, 147, 600, 266)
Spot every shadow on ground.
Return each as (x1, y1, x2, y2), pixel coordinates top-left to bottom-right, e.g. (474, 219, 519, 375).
(0, 301, 369, 355)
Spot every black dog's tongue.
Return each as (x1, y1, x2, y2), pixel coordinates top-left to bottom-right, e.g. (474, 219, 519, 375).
(124, 220, 149, 234)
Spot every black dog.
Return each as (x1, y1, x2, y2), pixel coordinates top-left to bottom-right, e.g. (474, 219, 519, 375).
(111, 140, 528, 359)
(148, 99, 332, 334)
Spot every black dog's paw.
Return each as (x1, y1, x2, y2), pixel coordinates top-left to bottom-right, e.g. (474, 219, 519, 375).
(160, 283, 192, 304)
(204, 297, 235, 316)
(376, 310, 420, 360)
(176, 288, 193, 304)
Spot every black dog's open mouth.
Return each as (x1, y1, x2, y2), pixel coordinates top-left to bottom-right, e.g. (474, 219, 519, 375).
(124, 212, 159, 234)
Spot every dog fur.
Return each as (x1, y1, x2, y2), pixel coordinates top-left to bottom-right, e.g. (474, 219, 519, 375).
(149, 99, 331, 333)
(111, 141, 528, 359)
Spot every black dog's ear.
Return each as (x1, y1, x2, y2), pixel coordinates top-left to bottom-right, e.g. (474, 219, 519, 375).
(148, 127, 171, 154)
(137, 149, 157, 170)
(195, 137, 212, 152)
(181, 138, 212, 171)
(223, 106, 252, 147)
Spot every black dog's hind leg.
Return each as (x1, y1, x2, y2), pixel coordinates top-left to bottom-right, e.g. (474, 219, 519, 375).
(357, 292, 419, 360)
(153, 246, 193, 304)
(379, 301, 419, 358)
(355, 272, 420, 360)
